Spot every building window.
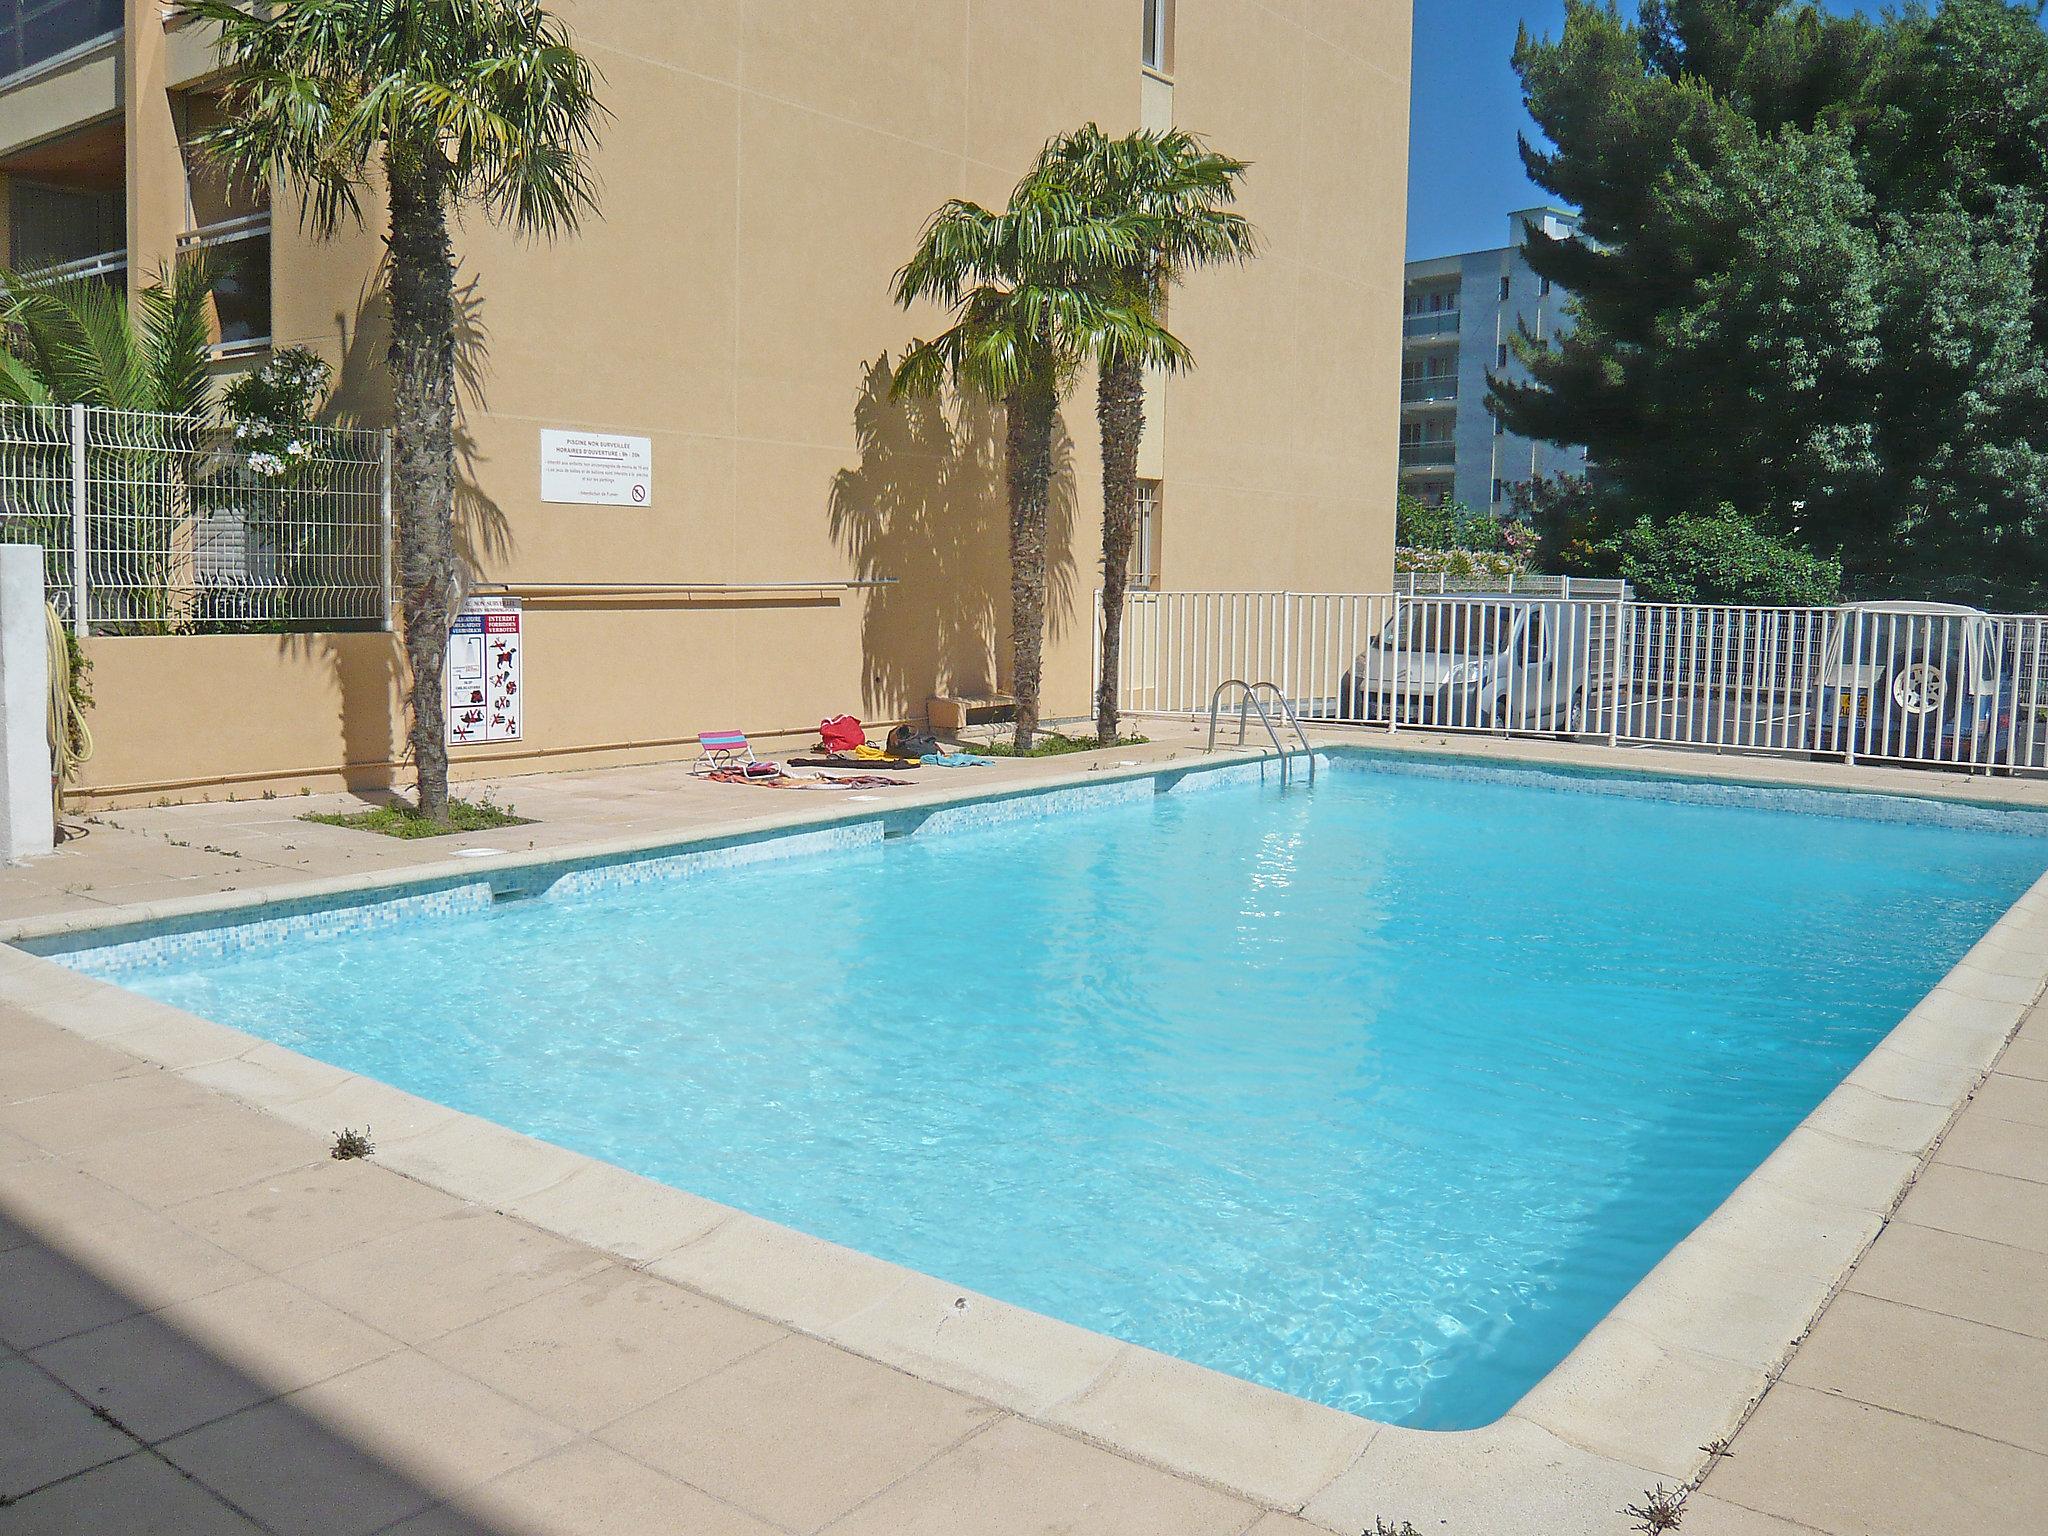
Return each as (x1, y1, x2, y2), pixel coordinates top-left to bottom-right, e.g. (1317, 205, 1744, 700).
(1540, 276, 1552, 296)
(1493, 478, 1504, 504)
(1132, 479, 1161, 589)
(1141, 0, 1173, 72)
(1497, 342, 1508, 368)
(179, 212, 273, 352)
(1494, 416, 1506, 438)
(1500, 275, 1510, 301)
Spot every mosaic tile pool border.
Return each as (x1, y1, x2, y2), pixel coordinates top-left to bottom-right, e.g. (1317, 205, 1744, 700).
(55, 880, 496, 978)
(1332, 749, 2048, 836)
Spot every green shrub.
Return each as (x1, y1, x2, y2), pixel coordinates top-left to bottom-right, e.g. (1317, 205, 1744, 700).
(1615, 508, 1842, 605)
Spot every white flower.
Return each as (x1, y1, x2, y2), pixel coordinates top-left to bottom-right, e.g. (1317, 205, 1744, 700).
(247, 450, 285, 478)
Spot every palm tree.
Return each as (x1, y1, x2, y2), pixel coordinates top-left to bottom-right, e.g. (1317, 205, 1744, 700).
(0, 259, 213, 412)
(184, 0, 603, 823)
(1034, 126, 1257, 743)
(892, 169, 1179, 750)
(0, 260, 216, 627)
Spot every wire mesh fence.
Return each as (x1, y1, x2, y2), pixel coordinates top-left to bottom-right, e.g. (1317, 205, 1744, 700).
(1107, 589, 2048, 776)
(0, 403, 390, 634)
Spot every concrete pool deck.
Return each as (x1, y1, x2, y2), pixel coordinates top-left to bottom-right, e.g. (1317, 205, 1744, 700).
(2, 729, 2046, 1532)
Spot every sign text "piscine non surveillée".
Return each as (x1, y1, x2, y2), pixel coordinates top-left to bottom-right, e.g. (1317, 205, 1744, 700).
(539, 429, 653, 507)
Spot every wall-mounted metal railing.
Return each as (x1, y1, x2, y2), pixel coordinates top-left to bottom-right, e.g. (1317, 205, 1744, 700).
(0, 403, 391, 636)
(1104, 589, 2048, 777)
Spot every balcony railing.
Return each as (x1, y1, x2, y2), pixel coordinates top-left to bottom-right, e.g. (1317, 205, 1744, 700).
(0, 0, 121, 84)
(179, 212, 273, 354)
(1399, 442, 1456, 469)
(16, 247, 126, 288)
(1401, 376, 1459, 404)
(1403, 310, 1460, 340)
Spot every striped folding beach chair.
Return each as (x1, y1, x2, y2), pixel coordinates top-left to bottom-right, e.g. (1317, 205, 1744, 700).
(692, 730, 758, 775)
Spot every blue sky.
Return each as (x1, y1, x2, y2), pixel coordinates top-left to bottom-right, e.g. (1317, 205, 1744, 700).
(1405, 0, 1881, 259)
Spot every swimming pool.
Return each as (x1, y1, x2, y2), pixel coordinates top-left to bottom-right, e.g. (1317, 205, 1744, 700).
(47, 755, 2048, 1429)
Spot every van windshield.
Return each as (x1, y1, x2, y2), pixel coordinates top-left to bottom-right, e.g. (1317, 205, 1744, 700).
(1377, 602, 1518, 654)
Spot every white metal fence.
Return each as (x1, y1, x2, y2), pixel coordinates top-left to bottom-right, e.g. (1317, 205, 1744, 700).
(0, 403, 390, 635)
(1107, 590, 2048, 775)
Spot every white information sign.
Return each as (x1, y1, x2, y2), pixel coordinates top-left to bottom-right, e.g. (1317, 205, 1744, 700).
(446, 596, 522, 746)
(539, 429, 652, 507)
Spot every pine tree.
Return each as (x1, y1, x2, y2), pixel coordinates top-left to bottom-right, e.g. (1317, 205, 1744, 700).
(1495, 0, 2048, 606)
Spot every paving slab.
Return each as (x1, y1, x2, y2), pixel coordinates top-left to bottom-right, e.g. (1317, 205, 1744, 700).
(1702, 1383, 2048, 1536)
(280, 1208, 614, 1346)
(159, 1395, 441, 1536)
(167, 1156, 468, 1273)
(818, 1415, 1254, 1536)
(1896, 1162, 2048, 1253)
(0, 1450, 268, 1535)
(380, 1439, 785, 1536)
(597, 1332, 999, 1533)
(1969, 1071, 2048, 1129)
(1997, 1030, 2048, 1081)
(0, 1355, 135, 1498)
(1845, 1221, 2048, 1340)
(1779, 1291, 2048, 1455)
(1928, 1104, 2048, 1184)
(421, 1265, 784, 1432)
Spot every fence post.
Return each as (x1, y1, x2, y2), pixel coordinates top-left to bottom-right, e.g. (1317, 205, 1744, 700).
(1387, 593, 1401, 735)
(67, 403, 86, 638)
(378, 430, 395, 631)
(1843, 607, 1861, 766)
(1608, 596, 1627, 747)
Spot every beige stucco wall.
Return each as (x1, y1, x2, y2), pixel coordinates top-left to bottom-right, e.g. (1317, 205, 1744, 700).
(66, 1, 1408, 806)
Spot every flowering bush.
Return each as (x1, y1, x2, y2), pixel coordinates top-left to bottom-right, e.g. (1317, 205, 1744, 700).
(222, 348, 332, 482)
(1395, 545, 1532, 579)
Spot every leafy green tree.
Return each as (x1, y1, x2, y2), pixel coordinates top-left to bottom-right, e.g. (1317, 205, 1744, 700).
(1494, 0, 2048, 607)
(892, 169, 1172, 749)
(1615, 506, 1844, 604)
(1030, 126, 1257, 743)
(185, 0, 603, 822)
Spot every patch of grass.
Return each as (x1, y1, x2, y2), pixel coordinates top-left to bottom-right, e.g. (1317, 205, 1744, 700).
(972, 731, 1149, 759)
(330, 1126, 375, 1160)
(302, 796, 530, 839)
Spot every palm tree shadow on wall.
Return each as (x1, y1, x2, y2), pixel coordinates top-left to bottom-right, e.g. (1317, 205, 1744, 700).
(828, 355, 1076, 719)
(277, 274, 508, 799)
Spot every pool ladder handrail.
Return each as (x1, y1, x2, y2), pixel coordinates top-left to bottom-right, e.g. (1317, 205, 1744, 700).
(1205, 680, 1316, 782)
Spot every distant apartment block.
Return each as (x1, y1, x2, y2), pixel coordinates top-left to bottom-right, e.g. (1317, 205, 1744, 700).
(1400, 206, 1588, 513)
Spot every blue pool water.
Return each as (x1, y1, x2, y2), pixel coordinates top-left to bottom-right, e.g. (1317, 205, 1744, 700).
(71, 758, 2048, 1428)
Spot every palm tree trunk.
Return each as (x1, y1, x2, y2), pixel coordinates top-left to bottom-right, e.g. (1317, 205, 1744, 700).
(1004, 380, 1056, 751)
(1095, 354, 1145, 744)
(385, 148, 459, 823)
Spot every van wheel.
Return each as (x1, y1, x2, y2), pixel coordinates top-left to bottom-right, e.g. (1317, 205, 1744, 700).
(1889, 655, 1948, 717)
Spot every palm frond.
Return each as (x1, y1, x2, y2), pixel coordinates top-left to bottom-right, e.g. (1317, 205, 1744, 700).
(137, 256, 217, 416)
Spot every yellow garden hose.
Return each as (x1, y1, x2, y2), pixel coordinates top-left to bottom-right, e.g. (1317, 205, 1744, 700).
(45, 602, 91, 816)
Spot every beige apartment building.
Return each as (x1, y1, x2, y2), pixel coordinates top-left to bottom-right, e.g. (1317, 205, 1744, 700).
(0, 0, 1408, 806)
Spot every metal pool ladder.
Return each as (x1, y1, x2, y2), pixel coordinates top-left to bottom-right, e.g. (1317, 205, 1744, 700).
(1206, 680, 1316, 783)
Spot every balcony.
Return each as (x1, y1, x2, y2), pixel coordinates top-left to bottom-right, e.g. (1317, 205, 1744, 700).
(20, 245, 124, 289)
(1401, 375, 1458, 405)
(0, 0, 121, 85)
(1403, 310, 1460, 341)
(179, 212, 273, 355)
(1399, 442, 1456, 470)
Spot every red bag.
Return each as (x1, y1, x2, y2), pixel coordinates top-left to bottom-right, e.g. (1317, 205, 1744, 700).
(819, 714, 866, 751)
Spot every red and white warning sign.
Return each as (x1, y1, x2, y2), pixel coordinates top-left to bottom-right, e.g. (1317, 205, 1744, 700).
(446, 596, 522, 745)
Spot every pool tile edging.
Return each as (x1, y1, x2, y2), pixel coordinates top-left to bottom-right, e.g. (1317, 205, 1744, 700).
(4, 752, 2048, 1523)
(1, 748, 1279, 960)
